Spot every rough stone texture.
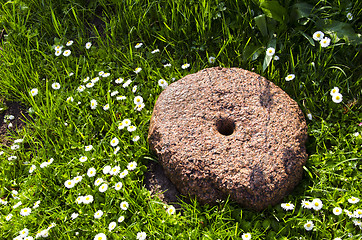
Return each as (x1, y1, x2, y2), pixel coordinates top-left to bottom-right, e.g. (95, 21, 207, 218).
(148, 67, 308, 211)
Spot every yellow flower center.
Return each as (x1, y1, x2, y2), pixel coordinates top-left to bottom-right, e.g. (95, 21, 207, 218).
(336, 96, 340, 100)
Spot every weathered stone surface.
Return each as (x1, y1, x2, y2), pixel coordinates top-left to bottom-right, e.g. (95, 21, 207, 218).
(148, 67, 308, 211)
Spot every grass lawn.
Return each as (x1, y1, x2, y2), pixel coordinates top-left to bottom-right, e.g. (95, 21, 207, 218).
(0, 0, 361, 239)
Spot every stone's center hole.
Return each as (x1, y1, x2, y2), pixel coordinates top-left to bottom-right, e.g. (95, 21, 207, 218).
(216, 117, 235, 136)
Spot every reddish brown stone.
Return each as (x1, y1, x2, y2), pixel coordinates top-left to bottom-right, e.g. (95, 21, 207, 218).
(148, 67, 308, 211)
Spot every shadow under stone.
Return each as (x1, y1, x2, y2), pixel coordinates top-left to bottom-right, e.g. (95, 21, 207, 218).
(144, 160, 189, 209)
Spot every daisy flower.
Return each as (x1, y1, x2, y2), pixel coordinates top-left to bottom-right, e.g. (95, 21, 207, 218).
(115, 78, 124, 84)
(75, 196, 84, 204)
(114, 146, 120, 155)
(134, 96, 143, 105)
(77, 85, 85, 92)
(99, 183, 108, 193)
(266, 47, 275, 56)
(274, 55, 279, 61)
(19, 228, 29, 237)
(332, 93, 343, 103)
(71, 212, 79, 220)
(11, 144, 20, 150)
(84, 145, 93, 152)
(158, 79, 168, 89)
(285, 74, 295, 81)
(54, 45, 63, 51)
(344, 209, 354, 218)
(132, 135, 140, 142)
(333, 207, 342, 215)
(98, 71, 105, 76)
(66, 40, 73, 46)
(66, 96, 74, 102)
(110, 137, 119, 147)
(83, 195, 94, 204)
(117, 96, 126, 101)
(123, 79, 132, 88)
(90, 99, 98, 109)
(320, 37, 331, 47)
(299, 197, 309, 207)
(114, 182, 123, 190)
(20, 207, 32, 216)
(166, 205, 176, 215)
(330, 87, 339, 96)
(304, 221, 314, 231)
(181, 63, 190, 69)
(73, 175, 83, 183)
(281, 202, 295, 211)
(83, 77, 90, 82)
(94, 210, 103, 219)
(110, 166, 120, 175)
(119, 169, 128, 178)
(14, 138, 24, 143)
(64, 179, 75, 189)
(208, 56, 216, 64)
(163, 63, 171, 68)
(55, 49, 62, 56)
(353, 219, 362, 226)
(120, 201, 129, 210)
(313, 31, 324, 41)
(85, 42, 92, 49)
(354, 209, 362, 218)
(242, 233, 251, 240)
(348, 196, 360, 204)
(127, 161, 137, 171)
(135, 43, 143, 49)
(94, 178, 104, 186)
(29, 165, 36, 173)
(151, 49, 160, 54)
(30, 88, 38, 96)
(122, 119, 131, 127)
(102, 104, 109, 111)
(118, 216, 125, 223)
(33, 200, 40, 208)
(91, 77, 100, 83)
(13, 201, 22, 209)
(132, 85, 137, 93)
(136, 232, 147, 240)
(347, 12, 353, 21)
(134, 67, 142, 74)
(103, 165, 111, 174)
(111, 90, 119, 97)
(312, 198, 323, 211)
(109, 222, 117, 231)
(102, 72, 110, 77)
(8, 156, 17, 161)
(127, 125, 137, 132)
(79, 156, 87, 162)
(5, 214, 13, 221)
(86, 82, 94, 88)
(63, 50, 71, 57)
(94, 233, 107, 240)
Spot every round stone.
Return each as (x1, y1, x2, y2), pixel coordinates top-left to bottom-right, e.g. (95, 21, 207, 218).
(148, 67, 308, 211)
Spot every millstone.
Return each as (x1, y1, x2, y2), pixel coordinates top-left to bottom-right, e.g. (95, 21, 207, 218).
(148, 67, 308, 211)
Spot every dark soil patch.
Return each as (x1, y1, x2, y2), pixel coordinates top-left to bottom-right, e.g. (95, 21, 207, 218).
(0, 100, 31, 147)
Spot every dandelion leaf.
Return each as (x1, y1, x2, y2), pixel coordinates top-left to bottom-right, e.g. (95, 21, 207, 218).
(316, 19, 362, 45)
(259, 1, 288, 23)
(290, 2, 313, 23)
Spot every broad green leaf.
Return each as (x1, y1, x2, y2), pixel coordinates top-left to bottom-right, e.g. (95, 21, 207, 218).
(290, 2, 313, 22)
(254, 14, 268, 37)
(260, 1, 288, 23)
(316, 19, 362, 45)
